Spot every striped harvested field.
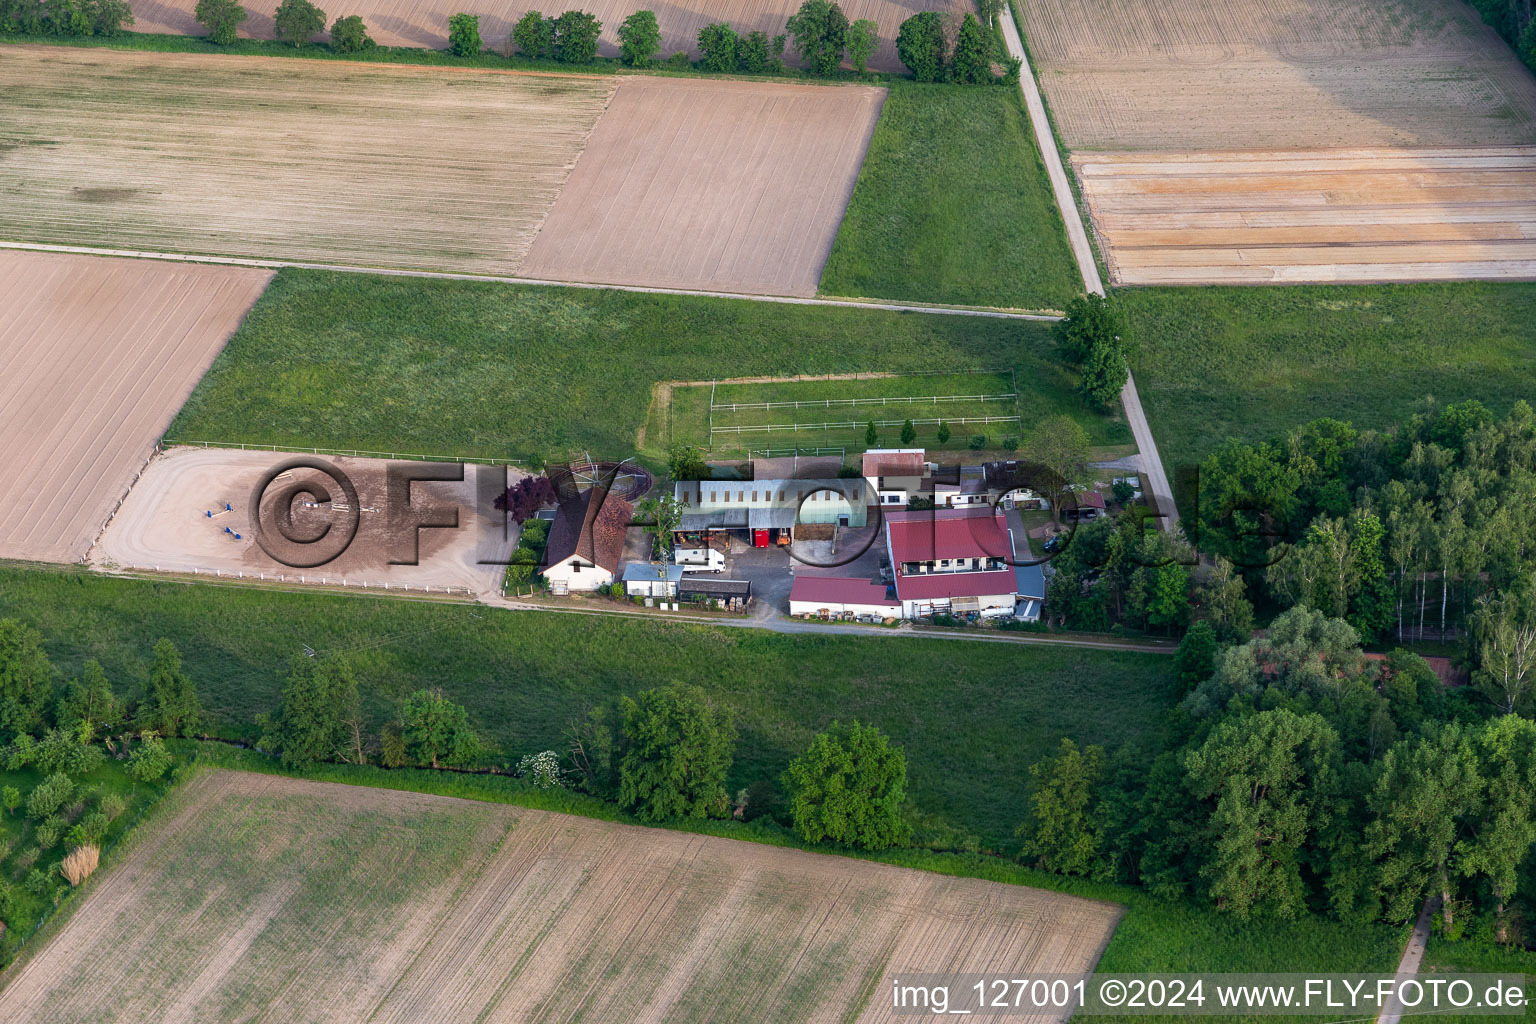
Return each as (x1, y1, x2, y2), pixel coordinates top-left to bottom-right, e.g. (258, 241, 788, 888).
(0, 46, 613, 274)
(126, 0, 965, 71)
(0, 771, 1123, 1023)
(1021, 0, 1536, 152)
(524, 77, 886, 297)
(1076, 148, 1536, 285)
(0, 251, 271, 564)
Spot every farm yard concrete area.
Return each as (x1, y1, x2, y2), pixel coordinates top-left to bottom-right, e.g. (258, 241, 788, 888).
(1076, 148, 1536, 285)
(523, 77, 885, 297)
(0, 771, 1123, 1023)
(92, 447, 521, 598)
(124, 0, 965, 71)
(1019, 0, 1536, 286)
(0, 46, 614, 275)
(0, 251, 271, 564)
(1019, 0, 1536, 152)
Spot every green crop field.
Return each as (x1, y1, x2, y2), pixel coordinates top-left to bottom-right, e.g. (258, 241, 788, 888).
(1121, 283, 1536, 474)
(0, 565, 1171, 850)
(819, 82, 1082, 312)
(165, 269, 1112, 467)
(666, 368, 1128, 456)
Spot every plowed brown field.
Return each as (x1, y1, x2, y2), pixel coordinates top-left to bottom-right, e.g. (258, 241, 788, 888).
(0, 252, 271, 564)
(0, 771, 1122, 1024)
(128, 0, 965, 71)
(523, 76, 885, 296)
(1020, 0, 1536, 151)
(0, 46, 613, 274)
(1075, 147, 1536, 285)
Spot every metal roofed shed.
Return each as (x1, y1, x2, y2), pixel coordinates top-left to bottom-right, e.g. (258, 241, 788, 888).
(621, 562, 685, 598)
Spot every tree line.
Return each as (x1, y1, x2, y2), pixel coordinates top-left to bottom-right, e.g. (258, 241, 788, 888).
(0, 0, 132, 37)
(0, 620, 187, 949)
(1020, 604, 1536, 945)
(7, 0, 1021, 85)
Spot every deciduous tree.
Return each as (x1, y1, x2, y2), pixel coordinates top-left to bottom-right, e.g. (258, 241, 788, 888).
(402, 688, 479, 768)
(194, 0, 246, 44)
(696, 21, 737, 71)
(1365, 723, 1483, 930)
(844, 17, 876, 74)
(948, 12, 990, 83)
(512, 10, 553, 57)
(140, 638, 199, 738)
(447, 11, 480, 56)
(618, 683, 735, 821)
(273, 0, 325, 45)
(329, 13, 373, 52)
(895, 10, 945, 81)
(1184, 709, 1341, 919)
(616, 8, 659, 66)
(785, 0, 847, 75)
(785, 720, 910, 850)
(553, 10, 600, 63)
(0, 618, 52, 741)
(263, 656, 361, 766)
(1017, 738, 1106, 875)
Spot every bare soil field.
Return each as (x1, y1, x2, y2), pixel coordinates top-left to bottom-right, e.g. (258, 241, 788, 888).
(523, 76, 885, 296)
(0, 252, 271, 564)
(127, 0, 963, 71)
(0, 771, 1122, 1023)
(0, 46, 613, 274)
(1020, 0, 1536, 151)
(92, 446, 522, 598)
(1076, 147, 1536, 284)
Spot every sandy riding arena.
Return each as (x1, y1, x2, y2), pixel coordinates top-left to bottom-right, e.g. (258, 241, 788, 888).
(0, 252, 271, 564)
(1076, 147, 1536, 285)
(92, 446, 523, 599)
(0, 771, 1122, 1024)
(523, 77, 885, 297)
(126, 0, 964, 72)
(0, 46, 613, 275)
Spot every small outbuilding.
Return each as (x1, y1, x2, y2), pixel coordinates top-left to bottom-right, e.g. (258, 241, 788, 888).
(789, 575, 900, 619)
(679, 576, 751, 612)
(621, 562, 685, 598)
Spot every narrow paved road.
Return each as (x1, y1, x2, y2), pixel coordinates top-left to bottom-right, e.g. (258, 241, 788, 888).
(1378, 899, 1435, 1024)
(999, 7, 1180, 530)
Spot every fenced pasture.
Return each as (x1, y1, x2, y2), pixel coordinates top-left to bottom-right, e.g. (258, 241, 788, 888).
(521, 77, 885, 297)
(0, 46, 612, 274)
(0, 770, 1123, 1023)
(0, 251, 271, 564)
(121, 0, 965, 70)
(670, 370, 1027, 454)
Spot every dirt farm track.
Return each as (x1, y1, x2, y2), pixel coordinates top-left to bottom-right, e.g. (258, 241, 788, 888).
(126, 0, 965, 71)
(0, 771, 1123, 1023)
(0, 252, 271, 564)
